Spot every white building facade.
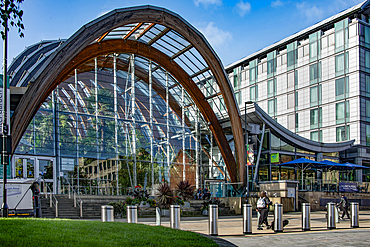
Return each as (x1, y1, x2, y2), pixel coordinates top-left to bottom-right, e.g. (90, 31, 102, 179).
(223, 1, 370, 182)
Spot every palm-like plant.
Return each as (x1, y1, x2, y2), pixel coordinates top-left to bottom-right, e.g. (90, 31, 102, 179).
(176, 180, 195, 201)
(156, 183, 173, 209)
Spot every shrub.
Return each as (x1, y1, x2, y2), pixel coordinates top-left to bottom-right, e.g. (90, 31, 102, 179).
(176, 180, 195, 201)
(108, 201, 126, 217)
(147, 198, 156, 207)
(156, 183, 173, 209)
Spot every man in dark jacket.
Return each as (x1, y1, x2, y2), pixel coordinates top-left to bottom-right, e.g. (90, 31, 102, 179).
(337, 194, 350, 220)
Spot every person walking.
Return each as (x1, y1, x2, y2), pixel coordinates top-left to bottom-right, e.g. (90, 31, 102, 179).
(256, 191, 268, 230)
(337, 194, 350, 220)
(262, 191, 272, 228)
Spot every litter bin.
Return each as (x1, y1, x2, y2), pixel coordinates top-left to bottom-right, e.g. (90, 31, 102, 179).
(170, 205, 180, 229)
(327, 202, 336, 229)
(101, 205, 114, 222)
(209, 205, 218, 236)
(243, 204, 252, 234)
(302, 203, 310, 231)
(351, 202, 359, 228)
(127, 205, 138, 223)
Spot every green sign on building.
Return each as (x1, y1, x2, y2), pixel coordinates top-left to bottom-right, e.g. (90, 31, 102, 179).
(271, 153, 279, 163)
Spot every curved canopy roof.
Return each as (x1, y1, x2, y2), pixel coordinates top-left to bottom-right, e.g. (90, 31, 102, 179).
(246, 103, 354, 153)
(10, 6, 245, 185)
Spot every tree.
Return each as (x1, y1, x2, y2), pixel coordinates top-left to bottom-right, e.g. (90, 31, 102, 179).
(0, 0, 24, 39)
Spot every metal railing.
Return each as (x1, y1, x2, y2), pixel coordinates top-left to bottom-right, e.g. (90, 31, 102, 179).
(59, 177, 121, 196)
(44, 180, 59, 217)
(299, 178, 370, 193)
(63, 178, 83, 218)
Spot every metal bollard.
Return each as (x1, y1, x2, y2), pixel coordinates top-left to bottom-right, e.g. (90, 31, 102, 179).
(170, 205, 181, 229)
(327, 202, 336, 229)
(156, 207, 161, 226)
(243, 204, 252, 234)
(274, 203, 283, 233)
(351, 202, 359, 228)
(127, 205, 138, 223)
(302, 203, 310, 231)
(101, 205, 114, 222)
(209, 205, 218, 236)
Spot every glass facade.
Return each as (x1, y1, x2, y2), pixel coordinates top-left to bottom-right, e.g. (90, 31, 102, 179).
(15, 54, 220, 194)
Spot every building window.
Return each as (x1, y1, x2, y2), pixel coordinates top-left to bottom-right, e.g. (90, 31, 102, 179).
(366, 124, 370, 146)
(295, 112, 299, 129)
(235, 91, 240, 105)
(336, 101, 349, 124)
(267, 78, 277, 98)
(287, 41, 298, 71)
(268, 98, 277, 116)
(309, 62, 321, 84)
(365, 75, 370, 98)
(310, 85, 322, 107)
(208, 100, 213, 110)
(310, 130, 322, 142)
(220, 97, 226, 111)
(267, 51, 277, 78)
(363, 24, 370, 49)
(335, 77, 349, 100)
(249, 59, 258, 84)
(336, 125, 350, 142)
(295, 91, 298, 108)
(366, 99, 370, 121)
(233, 68, 239, 88)
(335, 52, 349, 76)
(206, 79, 213, 97)
(309, 31, 321, 62)
(250, 85, 258, 102)
(335, 19, 349, 53)
(365, 50, 370, 72)
(310, 107, 322, 129)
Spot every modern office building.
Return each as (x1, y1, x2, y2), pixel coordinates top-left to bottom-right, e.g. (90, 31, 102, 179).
(224, 0, 370, 183)
(4, 2, 370, 198)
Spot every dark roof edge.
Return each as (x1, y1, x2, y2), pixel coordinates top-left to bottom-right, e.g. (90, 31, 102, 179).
(252, 103, 354, 153)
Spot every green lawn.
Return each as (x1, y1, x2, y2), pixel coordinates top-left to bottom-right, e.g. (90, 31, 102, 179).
(0, 218, 217, 247)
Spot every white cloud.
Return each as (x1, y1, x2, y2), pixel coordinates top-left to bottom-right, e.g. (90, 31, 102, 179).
(194, 0, 222, 7)
(198, 22, 232, 48)
(235, 1, 251, 17)
(271, 0, 283, 8)
(296, 2, 324, 21)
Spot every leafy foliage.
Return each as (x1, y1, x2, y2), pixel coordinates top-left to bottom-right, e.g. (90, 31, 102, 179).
(156, 183, 173, 209)
(108, 201, 126, 217)
(0, 0, 25, 39)
(176, 180, 195, 201)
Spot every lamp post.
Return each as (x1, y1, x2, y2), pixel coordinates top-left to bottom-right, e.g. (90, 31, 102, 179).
(2, 0, 9, 218)
(244, 101, 254, 198)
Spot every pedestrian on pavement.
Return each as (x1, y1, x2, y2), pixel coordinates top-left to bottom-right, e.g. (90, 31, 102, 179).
(256, 191, 268, 230)
(337, 194, 350, 220)
(262, 191, 272, 228)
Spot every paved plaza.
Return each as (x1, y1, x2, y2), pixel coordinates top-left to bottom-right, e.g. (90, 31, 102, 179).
(116, 210, 370, 246)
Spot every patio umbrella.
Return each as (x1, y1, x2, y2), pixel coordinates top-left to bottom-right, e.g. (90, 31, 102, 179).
(277, 158, 323, 186)
(319, 160, 353, 170)
(343, 162, 370, 169)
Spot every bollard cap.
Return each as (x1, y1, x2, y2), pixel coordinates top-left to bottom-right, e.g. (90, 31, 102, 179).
(102, 205, 114, 209)
(127, 205, 137, 209)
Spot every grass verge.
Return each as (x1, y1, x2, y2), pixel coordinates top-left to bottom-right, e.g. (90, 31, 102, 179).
(0, 218, 217, 247)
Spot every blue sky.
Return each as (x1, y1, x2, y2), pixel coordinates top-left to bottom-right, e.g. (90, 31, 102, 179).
(2, 0, 365, 67)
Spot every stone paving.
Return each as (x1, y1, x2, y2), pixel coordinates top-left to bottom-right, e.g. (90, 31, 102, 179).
(129, 210, 370, 246)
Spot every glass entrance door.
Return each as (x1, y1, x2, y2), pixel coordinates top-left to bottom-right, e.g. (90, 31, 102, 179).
(13, 156, 56, 193)
(14, 157, 36, 179)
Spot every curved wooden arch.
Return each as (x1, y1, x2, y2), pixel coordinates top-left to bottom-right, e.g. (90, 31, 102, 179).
(11, 6, 244, 185)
